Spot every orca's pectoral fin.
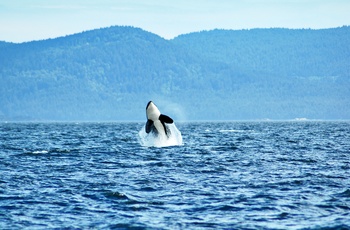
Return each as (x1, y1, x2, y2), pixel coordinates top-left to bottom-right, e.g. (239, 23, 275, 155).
(159, 114, 173, 124)
(145, 120, 153, 133)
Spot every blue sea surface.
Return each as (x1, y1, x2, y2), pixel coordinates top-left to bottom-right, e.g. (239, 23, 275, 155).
(0, 121, 350, 229)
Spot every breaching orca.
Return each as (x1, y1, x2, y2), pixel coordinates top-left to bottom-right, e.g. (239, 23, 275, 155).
(145, 101, 174, 138)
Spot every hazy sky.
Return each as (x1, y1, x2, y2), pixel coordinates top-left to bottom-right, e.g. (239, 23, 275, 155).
(1, 0, 349, 43)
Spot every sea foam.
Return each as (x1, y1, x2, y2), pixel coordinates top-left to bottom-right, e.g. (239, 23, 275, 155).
(138, 123, 183, 147)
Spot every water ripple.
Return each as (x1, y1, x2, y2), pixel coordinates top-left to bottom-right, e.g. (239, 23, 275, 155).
(0, 121, 350, 229)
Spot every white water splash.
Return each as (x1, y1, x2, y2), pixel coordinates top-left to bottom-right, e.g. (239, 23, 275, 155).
(138, 123, 183, 147)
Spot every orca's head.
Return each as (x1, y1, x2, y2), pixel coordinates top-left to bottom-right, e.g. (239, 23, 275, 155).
(146, 101, 161, 120)
(146, 101, 154, 110)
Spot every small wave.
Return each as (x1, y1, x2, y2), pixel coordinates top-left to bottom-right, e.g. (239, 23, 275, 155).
(219, 129, 245, 133)
(26, 148, 71, 155)
(104, 191, 130, 200)
(31, 150, 49, 154)
(336, 189, 350, 198)
(138, 123, 183, 147)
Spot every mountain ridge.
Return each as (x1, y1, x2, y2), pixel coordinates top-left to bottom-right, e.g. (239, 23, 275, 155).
(0, 25, 349, 121)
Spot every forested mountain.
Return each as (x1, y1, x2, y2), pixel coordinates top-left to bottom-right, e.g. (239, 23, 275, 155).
(0, 26, 349, 121)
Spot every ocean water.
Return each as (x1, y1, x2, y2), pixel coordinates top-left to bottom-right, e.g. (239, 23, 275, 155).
(0, 121, 349, 229)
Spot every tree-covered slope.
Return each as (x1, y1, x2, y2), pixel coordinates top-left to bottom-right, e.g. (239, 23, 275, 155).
(171, 27, 350, 120)
(0, 26, 349, 121)
(172, 27, 350, 77)
(0, 26, 195, 120)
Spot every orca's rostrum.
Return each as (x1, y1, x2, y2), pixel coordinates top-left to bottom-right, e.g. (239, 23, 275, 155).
(145, 101, 174, 138)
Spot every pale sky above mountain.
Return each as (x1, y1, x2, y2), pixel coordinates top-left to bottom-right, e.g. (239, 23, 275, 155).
(0, 0, 349, 43)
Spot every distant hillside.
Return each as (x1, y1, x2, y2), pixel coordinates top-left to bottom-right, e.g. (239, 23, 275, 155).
(0, 26, 349, 121)
(173, 27, 350, 77)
